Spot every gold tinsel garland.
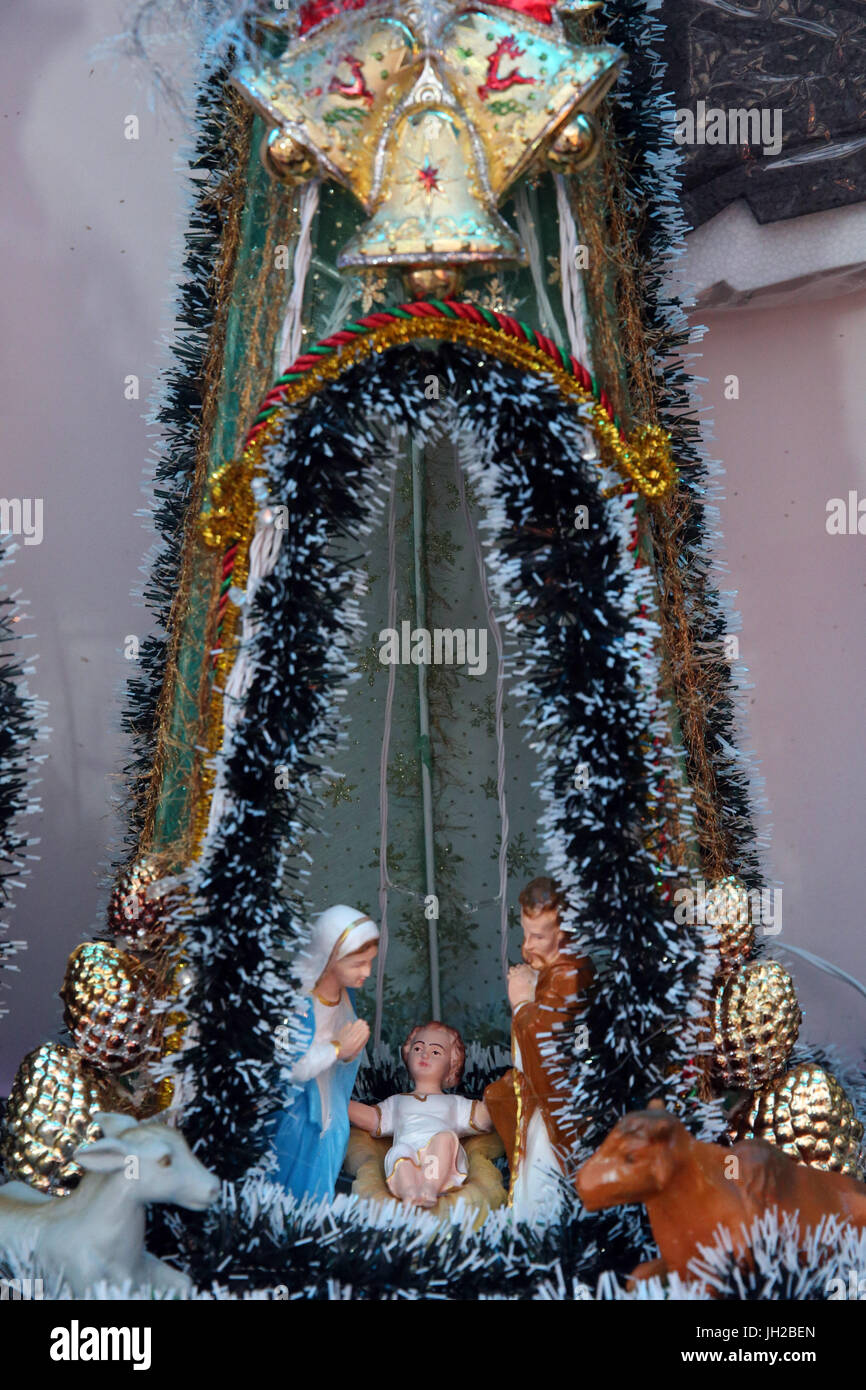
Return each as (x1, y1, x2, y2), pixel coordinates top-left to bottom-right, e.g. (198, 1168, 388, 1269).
(137, 88, 256, 852)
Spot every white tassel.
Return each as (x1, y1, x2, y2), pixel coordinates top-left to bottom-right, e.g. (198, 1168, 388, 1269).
(554, 173, 593, 370)
(277, 180, 321, 375)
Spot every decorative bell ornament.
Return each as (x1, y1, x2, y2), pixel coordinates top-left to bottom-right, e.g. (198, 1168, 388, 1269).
(546, 112, 601, 172)
(233, 1, 623, 295)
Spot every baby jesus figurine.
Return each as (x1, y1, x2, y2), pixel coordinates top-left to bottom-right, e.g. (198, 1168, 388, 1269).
(349, 1021, 493, 1208)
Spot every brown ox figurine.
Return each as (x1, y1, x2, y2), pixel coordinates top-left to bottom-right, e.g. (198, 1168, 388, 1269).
(576, 1105, 866, 1286)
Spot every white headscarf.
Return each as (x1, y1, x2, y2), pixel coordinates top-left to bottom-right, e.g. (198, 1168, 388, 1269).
(296, 904, 379, 993)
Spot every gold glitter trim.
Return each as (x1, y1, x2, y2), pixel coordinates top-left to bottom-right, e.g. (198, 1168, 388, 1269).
(508, 1055, 524, 1209)
(192, 317, 676, 853)
(138, 89, 255, 855)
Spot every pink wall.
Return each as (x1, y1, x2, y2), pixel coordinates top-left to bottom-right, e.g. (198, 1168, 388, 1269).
(0, 0, 185, 1091)
(693, 288, 866, 1055)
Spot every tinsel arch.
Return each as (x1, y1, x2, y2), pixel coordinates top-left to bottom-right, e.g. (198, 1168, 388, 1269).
(169, 332, 715, 1197)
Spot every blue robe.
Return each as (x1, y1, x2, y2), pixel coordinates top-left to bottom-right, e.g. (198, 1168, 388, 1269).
(270, 991, 361, 1202)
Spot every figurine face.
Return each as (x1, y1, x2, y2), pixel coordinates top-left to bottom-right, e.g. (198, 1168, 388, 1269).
(330, 942, 379, 990)
(406, 1025, 453, 1091)
(576, 1113, 681, 1210)
(520, 905, 564, 970)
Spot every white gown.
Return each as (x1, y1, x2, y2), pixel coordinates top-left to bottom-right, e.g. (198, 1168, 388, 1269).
(374, 1092, 483, 1189)
(510, 1034, 566, 1226)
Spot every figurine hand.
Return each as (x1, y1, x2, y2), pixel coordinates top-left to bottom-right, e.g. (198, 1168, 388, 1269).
(507, 964, 536, 1009)
(336, 1019, 370, 1062)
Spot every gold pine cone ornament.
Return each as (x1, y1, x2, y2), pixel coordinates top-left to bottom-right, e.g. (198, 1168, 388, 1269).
(107, 854, 183, 953)
(712, 959, 801, 1089)
(0, 1043, 128, 1194)
(61, 941, 159, 1074)
(705, 874, 754, 972)
(732, 1064, 865, 1177)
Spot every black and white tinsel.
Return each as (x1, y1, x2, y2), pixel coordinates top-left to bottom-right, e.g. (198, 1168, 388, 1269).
(158, 340, 720, 1289)
(0, 542, 43, 1057)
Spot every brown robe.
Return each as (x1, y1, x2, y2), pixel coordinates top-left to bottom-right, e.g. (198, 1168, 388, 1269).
(484, 953, 594, 1179)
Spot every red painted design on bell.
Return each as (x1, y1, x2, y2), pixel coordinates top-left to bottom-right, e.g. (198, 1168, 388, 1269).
(328, 55, 375, 107)
(478, 36, 537, 102)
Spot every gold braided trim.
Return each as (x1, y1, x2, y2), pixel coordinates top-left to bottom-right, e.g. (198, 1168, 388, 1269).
(192, 316, 676, 853)
(202, 317, 675, 556)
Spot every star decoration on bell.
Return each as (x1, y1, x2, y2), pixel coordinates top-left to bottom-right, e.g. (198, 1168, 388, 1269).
(234, 0, 623, 296)
(417, 158, 442, 195)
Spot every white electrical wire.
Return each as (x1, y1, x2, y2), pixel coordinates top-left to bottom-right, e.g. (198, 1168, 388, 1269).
(373, 472, 399, 1045)
(202, 496, 284, 850)
(456, 447, 511, 985)
(772, 942, 866, 1003)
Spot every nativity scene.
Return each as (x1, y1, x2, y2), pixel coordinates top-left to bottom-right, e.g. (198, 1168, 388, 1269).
(1, 0, 864, 1303)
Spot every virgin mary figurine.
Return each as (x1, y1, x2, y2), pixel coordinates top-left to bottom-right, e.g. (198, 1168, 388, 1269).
(271, 904, 379, 1202)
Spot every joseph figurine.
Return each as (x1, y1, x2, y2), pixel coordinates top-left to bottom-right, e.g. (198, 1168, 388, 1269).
(485, 877, 593, 1223)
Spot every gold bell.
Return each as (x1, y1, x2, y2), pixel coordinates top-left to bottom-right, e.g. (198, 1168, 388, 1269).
(337, 104, 525, 282)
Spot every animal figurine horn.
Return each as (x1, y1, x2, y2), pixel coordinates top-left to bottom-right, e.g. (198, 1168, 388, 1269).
(0, 1113, 220, 1296)
(576, 1106, 866, 1286)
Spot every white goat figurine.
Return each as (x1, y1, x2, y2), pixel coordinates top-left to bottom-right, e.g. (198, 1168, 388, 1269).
(0, 1112, 219, 1296)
